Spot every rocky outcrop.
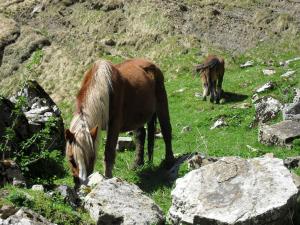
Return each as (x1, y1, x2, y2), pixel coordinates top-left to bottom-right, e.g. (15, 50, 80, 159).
(0, 207, 56, 225)
(168, 157, 299, 225)
(84, 177, 165, 225)
(10, 80, 65, 152)
(258, 120, 300, 148)
(282, 88, 300, 121)
(252, 96, 282, 126)
(0, 160, 26, 187)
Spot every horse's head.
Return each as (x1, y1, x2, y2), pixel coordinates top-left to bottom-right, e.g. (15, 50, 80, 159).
(65, 126, 98, 189)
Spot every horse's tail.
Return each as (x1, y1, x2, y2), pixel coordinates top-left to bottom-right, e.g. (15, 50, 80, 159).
(194, 58, 219, 73)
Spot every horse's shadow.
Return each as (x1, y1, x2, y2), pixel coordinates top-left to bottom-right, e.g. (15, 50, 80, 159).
(135, 164, 174, 193)
(222, 91, 248, 103)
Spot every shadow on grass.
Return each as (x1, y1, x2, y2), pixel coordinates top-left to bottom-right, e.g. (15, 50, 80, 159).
(222, 91, 248, 103)
(135, 163, 174, 193)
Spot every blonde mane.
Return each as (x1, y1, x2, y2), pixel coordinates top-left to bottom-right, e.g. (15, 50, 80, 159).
(68, 60, 113, 182)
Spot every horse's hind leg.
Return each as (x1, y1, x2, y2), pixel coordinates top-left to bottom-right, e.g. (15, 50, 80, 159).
(209, 79, 216, 103)
(202, 83, 209, 101)
(156, 88, 174, 167)
(132, 127, 146, 169)
(216, 75, 224, 104)
(147, 114, 156, 163)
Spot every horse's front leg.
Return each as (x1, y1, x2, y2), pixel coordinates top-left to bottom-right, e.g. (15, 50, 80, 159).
(104, 124, 120, 178)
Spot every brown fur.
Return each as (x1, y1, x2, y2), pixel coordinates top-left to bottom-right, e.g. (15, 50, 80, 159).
(195, 55, 225, 103)
(66, 58, 174, 184)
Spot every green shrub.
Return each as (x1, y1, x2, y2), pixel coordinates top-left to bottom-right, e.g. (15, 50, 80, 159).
(0, 96, 66, 186)
(7, 191, 34, 208)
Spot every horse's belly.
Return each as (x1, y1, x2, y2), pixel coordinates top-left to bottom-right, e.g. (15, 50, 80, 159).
(120, 102, 155, 131)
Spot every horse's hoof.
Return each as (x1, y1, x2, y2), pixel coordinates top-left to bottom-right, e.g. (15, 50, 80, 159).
(104, 171, 113, 178)
(163, 157, 175, 169)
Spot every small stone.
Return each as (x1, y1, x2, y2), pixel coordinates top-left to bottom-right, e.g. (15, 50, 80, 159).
(210, 118, 227, 130)
(115, 137, 135, 151)
(194, 92, 202, 99)
(232, 102, 252, 109)
(263, 68, 276, 76)
(31, 184, 44, 192)
(284, 156, 300, 169)
(240, 60, 254, 68)
(187, 153, 203, 170)
(255, 81, 275, 93)
(155, 132, 163, 139)
(281, 57, 300, 66)
(174, 88, 186, 94)
(246, 145, 259, 152)
(281, 70, 296, 78)
(181, 126, 191, 133)
(251, 93, 260, 103)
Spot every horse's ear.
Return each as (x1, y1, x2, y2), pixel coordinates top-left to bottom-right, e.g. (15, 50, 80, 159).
(90, 126, 98, 141)
(65, 129, 75, 143)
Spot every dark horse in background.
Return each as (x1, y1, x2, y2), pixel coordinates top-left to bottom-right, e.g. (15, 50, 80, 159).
(65, 58, 174, 187)
(195, 55, 225, 104)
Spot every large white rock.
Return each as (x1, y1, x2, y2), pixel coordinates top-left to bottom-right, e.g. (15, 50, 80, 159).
(84, 177, 165, 225)
(168, 157, 299, 225)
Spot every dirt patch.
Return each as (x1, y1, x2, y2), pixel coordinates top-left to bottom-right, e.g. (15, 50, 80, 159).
(0, 0, 299, 106)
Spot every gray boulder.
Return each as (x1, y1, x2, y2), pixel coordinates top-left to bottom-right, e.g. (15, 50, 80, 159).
(282, 88, 300, 121)
(84, 177, 165, 225)
(258, 120, 300, 148)
(10, 80, 65, 152)
(168, 157, 299, 225)
(0, 207, 56, 225)
(116, 136, 135, 151)
(283, 102, 300, 121)
(252, 96, 282, 126)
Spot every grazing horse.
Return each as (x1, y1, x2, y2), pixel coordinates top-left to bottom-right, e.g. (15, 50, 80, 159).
(65, 58, 174, 187)
(195, 55, 225, 104)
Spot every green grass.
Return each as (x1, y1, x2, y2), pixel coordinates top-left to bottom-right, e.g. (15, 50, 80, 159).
(1, 35, 300, 223)
(0, 185, 93, 225)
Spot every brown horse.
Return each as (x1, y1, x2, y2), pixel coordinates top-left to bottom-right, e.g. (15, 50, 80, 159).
(195, 55, 225, 104)
(65, 58, 174, 187)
